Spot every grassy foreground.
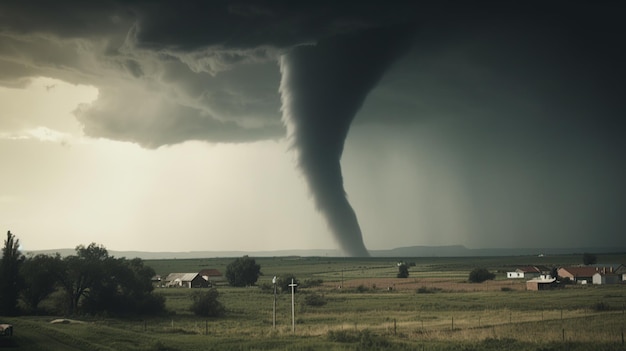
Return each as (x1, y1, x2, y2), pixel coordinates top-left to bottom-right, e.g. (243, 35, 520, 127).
(2, 254, 626, 350)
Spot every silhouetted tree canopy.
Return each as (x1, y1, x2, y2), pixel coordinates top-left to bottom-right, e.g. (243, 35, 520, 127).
(21, 253, 63, 312)
(225, 256, 261, 287)
(54, 243, 164, 316)
(0, 231, 24, 315)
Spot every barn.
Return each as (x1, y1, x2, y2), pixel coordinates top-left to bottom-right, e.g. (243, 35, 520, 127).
(165, 273, 210, 288)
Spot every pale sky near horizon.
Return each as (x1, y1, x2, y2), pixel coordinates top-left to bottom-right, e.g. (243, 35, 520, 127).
(1, 2, 625, 254)
(0, 77, 467, 252)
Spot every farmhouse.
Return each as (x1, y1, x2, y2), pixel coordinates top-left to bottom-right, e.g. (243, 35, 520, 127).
(507, 266, 542, 279)
(198, 269, 225, 283)
(165, 273, 210, 288)
(557, 267, 597, 284)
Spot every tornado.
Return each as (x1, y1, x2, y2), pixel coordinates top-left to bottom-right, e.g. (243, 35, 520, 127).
(279, 26, 413, 256)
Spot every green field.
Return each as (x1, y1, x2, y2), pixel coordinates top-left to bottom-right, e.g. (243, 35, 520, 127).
(2, 254, 626, 350)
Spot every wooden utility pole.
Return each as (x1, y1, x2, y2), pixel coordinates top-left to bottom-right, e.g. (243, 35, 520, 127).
(289, 279, 298, 333)
(272, 276, 277, 329)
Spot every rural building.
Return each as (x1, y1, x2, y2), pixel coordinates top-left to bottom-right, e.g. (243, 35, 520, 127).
(507, 266, 548, 279)
(526, 277, 557, 291)
(198, 269, 225, 283)
(592, 272, 621, 285)
(589, 263, 624, 273)
(165, 273, 210, 288)
(616, 265, 626, 278)
(558, 267, 600, 284)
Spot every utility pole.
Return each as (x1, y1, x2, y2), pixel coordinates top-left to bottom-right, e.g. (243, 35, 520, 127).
(272, 276, 277, 329)
(289, 278, 298, 333)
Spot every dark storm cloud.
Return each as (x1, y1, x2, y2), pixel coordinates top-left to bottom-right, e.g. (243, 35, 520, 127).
(0, 0, 423, 147)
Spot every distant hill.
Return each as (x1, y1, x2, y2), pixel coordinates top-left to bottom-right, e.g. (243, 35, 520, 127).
(24, 245, 626, 260)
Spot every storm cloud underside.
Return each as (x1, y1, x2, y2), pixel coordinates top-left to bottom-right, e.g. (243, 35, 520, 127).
(280, 27, 413, 256)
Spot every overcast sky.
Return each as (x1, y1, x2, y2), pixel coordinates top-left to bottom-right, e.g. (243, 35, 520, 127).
(1, 1, 624, 254)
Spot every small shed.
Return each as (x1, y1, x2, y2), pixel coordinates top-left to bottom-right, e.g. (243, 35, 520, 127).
(526, 277, 556, 291)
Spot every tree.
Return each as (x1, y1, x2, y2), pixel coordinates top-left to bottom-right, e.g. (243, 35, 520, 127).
(83, 257, 165, 316)
(56, 243, 165, 316)
(0, 231, 25, 315)
(468, 268, 495, 283)
(397, 262, 409, 278)
(225, 256, 261, 287)
(56, 243, 110, 315)
(190, 289, 225, 317)
(20, 253, 63, 312)
(583, 253, 597, 265)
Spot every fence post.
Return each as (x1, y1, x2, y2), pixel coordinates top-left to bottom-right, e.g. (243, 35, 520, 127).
(562, 328, 565, 342)
(394, 319, 397, 336)
(205, 320, 208, 335)
(451, 316, 454, 331)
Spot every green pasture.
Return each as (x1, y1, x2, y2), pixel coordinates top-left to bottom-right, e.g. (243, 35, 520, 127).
(2, 253, 626, 350)
(146, 253, 626, 282)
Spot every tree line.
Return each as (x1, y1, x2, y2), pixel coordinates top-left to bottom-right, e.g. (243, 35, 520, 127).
(0, 231, 164, 317)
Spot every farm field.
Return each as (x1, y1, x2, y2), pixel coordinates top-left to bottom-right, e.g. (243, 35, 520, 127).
(2, 254, 626, 350)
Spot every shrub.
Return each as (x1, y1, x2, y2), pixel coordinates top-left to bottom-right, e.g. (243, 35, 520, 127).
(279, 274, 299, 293)
(304, 293, 327, 307)
(397, 263, 409, 278)
(258, 282, 273, 293)
(190, 289, 225, 317)
(355, 284, 369, 293)
(468, 268, 495, 283)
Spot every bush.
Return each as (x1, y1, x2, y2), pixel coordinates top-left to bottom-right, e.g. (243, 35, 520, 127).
(355, 284, 369, 293)
(397, 263, 409, 278)
(190, 289, 225, 317)
(279, 274, 299, 293)
(468, 268, 496, 283)
(304, 293, 327, 307)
